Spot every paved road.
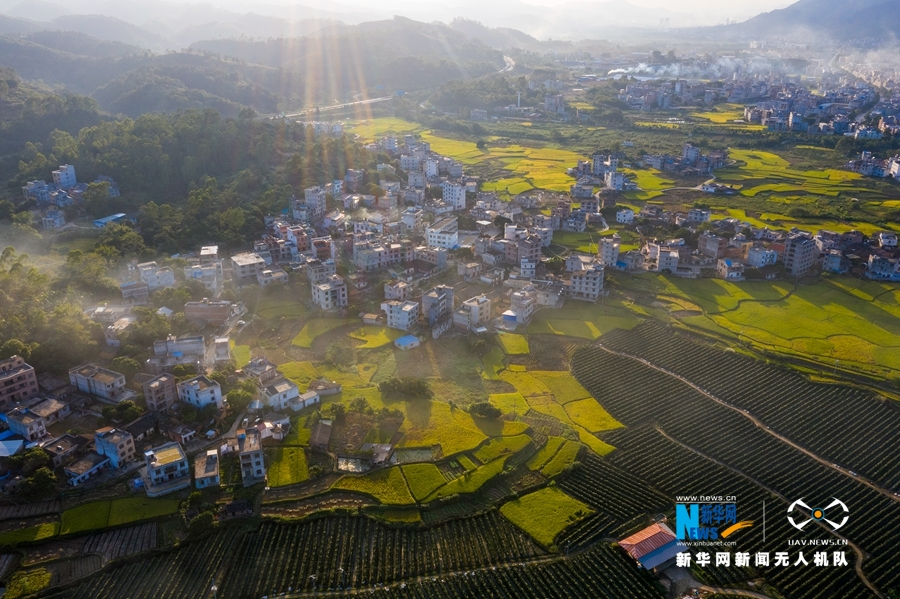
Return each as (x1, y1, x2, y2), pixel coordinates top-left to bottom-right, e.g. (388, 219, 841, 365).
(499, 55, 515, 73)
(277, 96, 393, 119)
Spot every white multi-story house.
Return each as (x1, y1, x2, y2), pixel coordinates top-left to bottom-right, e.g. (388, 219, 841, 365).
(783, 232, 817, 276)
(616, 209, 635, 224)
(261, 378, 300, 411)
(52, 164, 77, 188)
(569, 265, 605, 301)
(717, 258, 745, 280)
(312, 275, 348, 310)
(441, 182, 466, 210)
(508, 287, 537, 324)
(382, 300, 419, 331)
(231, 253, 265, 281)
(69, 364, 128, 402)
(453, 295, 491, 330)
(95, 427, 135, 468)
(238, 428, 266, 486)
(177, 375, 224, 410)
(599, 234, 621, 266)
(194, 449, 220, 489)
(746, 246, 778, 268)
(426, 217, 459, 249)
(137, 262, 176, 291)
(6, 407, 47, 442)
(401, 207, 423, 233)
(144, 442, 190, 496)
(384, 280, 409, 301)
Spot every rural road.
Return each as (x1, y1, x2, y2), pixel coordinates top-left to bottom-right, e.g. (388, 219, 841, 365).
(278, 96, 393, 119)
(594, 343, 900, 506)
(499, 55, 515, 73)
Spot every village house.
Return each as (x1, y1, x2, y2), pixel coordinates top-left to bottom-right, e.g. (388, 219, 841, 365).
(64, 453, 110, 487)
(194, 449, 220, 489)
(177, 375, 224, 410)
(44, 433, 88, 468)
(142, 373, 177, 413)
(95, 427, 135, 468)
(69, 364, 128, 403)
(238, 428, 266, 486)
(144, 442, 191, 497)
(6, 407, 47, 442)
(0, 355, 39, 409)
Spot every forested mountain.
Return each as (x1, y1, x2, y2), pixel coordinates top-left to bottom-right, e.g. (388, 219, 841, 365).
(192, 16, 504, 92)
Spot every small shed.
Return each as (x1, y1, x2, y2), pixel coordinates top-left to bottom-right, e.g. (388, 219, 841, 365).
(394, 335, 420, 350)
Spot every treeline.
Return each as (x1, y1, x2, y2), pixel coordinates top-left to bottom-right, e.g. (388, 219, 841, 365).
(429, 75, 543, 111)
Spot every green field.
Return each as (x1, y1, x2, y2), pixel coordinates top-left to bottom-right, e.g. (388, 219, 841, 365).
(625, 274, 900, 378)
(401, 463, 448, 501)
(564, 398, 624, 433)
(527, 299, 642, 340)
(527, 437, 566, 471)
(500, 487, 592, 549)
(268, 447, 310, 487)
(473, 434, 532, 463)
(61, 501, 111, 534)
(60, 498, 180, 534)
(333, 466, 415, 505)
(256, 296, 307, 319)
(279, 361, 321, 385)
(292, 318, 356, 348)
(531, 372, 592, 404)
(481, 346, 506, 380)
(0, 522, 59, 546)
(427, 455, 511, 500)
(348, 326, 404, 349)
(716, 149, 864, 198)
(230, 340, 251, 367)
(497, 333, 530, 355)
(540, 440, 582, 477)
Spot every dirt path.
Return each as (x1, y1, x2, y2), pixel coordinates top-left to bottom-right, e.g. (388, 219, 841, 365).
(698, 584, 774, 599)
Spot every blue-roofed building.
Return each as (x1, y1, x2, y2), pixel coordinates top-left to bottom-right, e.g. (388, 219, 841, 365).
(93, 213, 127, 228)
(619, 522, 687, 571)
(394, 335, 420, 350)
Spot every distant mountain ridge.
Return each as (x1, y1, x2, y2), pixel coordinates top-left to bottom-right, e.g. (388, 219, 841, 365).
(728, 0, 900, 39)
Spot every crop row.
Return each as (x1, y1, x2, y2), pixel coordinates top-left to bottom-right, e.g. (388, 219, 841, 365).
(82, 523, 158, 562)
(38, 528, 238, 599)
(605, 425, 871, 599)
(333, 542, 665, 599)
(599, 323, 900, 489)
(217, 512, 542, 598)
(573, 346, 899, 597)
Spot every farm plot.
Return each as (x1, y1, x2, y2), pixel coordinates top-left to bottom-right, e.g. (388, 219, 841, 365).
(500, 487, 593, 549)
(564, 398, 623, 433)
(216, 513, 542, 597)
(599, 322, 900, 489)
(481, 346, 506, 380)
(527, 437, 566, 471)
(268, 446, 310, 487)
(531, 371, 592, 404)
(39, 528, 239, 599)
(320, 542, 665, 599)
(715, 149, 866, 198)
(278, 360, 320, 385)
(539, 439, 582, 478)
(348, 326, 404, 348)
(0, 523, 59, 546)
(401, 463, 447, 502)
(82, 523, 158, 562)
(473, 434, 532, 463)
(497, 333, 530, 355)
(333, 466, 415, 505)
(291, 318, 356, 348)
(60, 498, 179, 535)
(572, 344, 900, 595)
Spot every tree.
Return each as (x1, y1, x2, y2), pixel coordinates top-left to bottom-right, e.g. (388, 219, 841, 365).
(349, 396, 371, 414)
(83, 181, 112, 218)
(227, 389, 253, 413)
(476, 140, 487, 150)
(110, 356, 140, 380)
(377, 377, 434, 399)
(187, 511, 217, 538)
(0, 339, 31, 360)
(493, 214, 512, 228)
(23, 467, 56, 497)
(468, 402, 502, 419)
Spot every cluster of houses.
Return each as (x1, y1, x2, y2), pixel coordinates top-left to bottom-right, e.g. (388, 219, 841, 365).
(568, 154, 638, 193)
(643, 143, 728, 177)
(21, 164, 122, 230)
(0, 345, 329, 495)
(614, 205, 899, 281)
(845, 151, 900, 179)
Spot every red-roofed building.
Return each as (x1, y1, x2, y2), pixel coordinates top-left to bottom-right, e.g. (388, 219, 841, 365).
(618, 522, 686, 571)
